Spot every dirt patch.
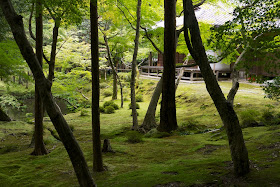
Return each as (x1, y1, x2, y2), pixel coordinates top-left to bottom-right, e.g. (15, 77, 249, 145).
(197, 144, 223, 155)
(154, 182, 183, 187)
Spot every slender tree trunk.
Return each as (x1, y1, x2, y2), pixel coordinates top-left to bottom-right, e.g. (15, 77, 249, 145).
(130, 0, 142, 130)
(0, 1, 96, 185)
(32, 0, 48, 156)
(140, 78, 163, 132)
(183, 0, 249, 176)
(48, 21, 59, 83)
(102, 34, 124, 107)
(112, 70, 117, 100)
(158, 0, 178, 132)
(0, 107, 11, 121)
(227, 49, 246, 105)
(91, 0, 104, 172)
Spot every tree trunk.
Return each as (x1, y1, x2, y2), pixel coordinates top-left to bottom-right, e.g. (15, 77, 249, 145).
(31, 0, 48, 156)
(48, 20, 59, 83)
(0, 1, 96, 185)
(183, 0, 249, 176)
(130, 0, 142, 130)
(91, 0, 104, 172)
(112, 69, 117, 100)
(0, 107, 11, 121)
(140, 78, 163, 132)
(227, 49, 246, 105)
(102, 34, 124, 107)
(158, 0, 178, 132)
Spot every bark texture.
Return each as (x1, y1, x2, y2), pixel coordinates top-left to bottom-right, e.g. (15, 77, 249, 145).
(32, 0, 48, 156)
(158, 0, 178, 132)
(184, 0, 249, 176)
(91, 0, 104, 172)
(0, 1, 96, 185)
(130, 0, 142, 130)
(0, 107, 11, 121)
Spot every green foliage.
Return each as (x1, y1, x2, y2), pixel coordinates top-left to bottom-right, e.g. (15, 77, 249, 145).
(0, 94, 22, 111)
(263, 77, 280, 101)
(135, 95, 143, 102)
(104, 106, 115, 114)
(0, 40, 28, 80)
(102, 89, 113, 97)
(129, 103, 140, 109)
(208, 0, 280, 72)
(118, 72, 131, 83)
(126, 131, 143, 143)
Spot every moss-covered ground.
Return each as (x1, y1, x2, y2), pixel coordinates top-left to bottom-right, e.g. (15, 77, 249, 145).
(0, 79, 279, 186)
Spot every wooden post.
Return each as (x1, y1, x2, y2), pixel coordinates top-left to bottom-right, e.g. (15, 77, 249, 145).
(149, 52, 152, 66)
(216, 71, 219, 80)
(190, 71, 194, 81)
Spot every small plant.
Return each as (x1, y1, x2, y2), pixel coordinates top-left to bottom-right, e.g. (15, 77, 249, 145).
(135, 95, 143, 102)
(126, 131, 143, 143)
(80, 109, 89, 116)
(25, 113, 34, 124)
(128, 103, 140, 109)
(102, 89, 113, 97)
(105, 106, 115, 114)
(103, 101, 119, 110)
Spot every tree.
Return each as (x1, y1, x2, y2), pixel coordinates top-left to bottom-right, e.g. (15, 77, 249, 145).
(183, 0, 249, 176)
(208, 0, 280, 105)
(31, 0, 48, 156)
(130, 0, 142, 130)
(0, 0, 95, 185)
(91, 0, 104, 172)
(157, 0, 178, 132)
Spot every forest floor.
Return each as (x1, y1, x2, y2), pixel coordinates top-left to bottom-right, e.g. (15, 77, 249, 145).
(0, 79, 280, 186)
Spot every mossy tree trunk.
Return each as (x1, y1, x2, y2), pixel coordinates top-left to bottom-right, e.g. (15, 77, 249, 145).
(183, 0, 249, 176)
(130, 0, 142, 130)
(157, 0, 178, 133)
(91, 0, 104, 172)
(0, 1, 96, 185)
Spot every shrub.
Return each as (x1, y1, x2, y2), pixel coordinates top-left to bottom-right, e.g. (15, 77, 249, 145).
(100, 82, 109, 89)
(126, 131, 143, 143)
(100, 106, 105, 113)
(102, 89, 113, 97)
(128, 103, 140, 109)
(105, 106, 115, 114)
(135, 95, 143, 102)
(103, 101, 119, 110)
(239, 109, 260, 128)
